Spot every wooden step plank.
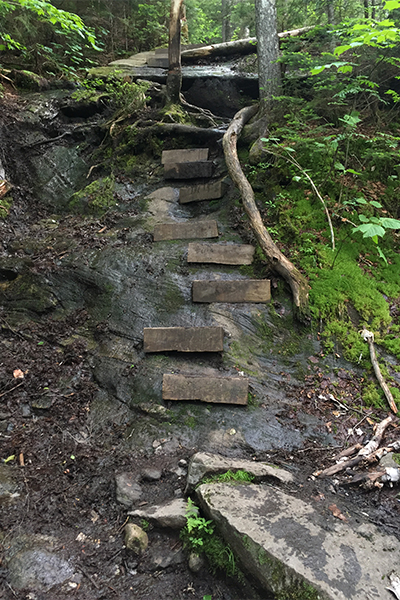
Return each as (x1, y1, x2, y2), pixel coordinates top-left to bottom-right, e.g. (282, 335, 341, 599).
(164, 161, 213, 180)
(187, 243, 255, 265)
(147, 57, 169, 68)
(192, 279, 271, 303)
(163, 374, 248, 405)
(162, 148, 209, 165)
(143, 327, 224, 353)
(153, 220, 218, 241)
(179, 181, 224, 204)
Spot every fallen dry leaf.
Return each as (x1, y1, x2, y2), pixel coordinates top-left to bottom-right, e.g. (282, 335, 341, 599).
(13, 369, 24, 379)
(328, 503, 348, 522)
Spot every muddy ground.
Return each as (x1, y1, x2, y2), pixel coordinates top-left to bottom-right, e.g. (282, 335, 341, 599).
(0, 88, 399, 600)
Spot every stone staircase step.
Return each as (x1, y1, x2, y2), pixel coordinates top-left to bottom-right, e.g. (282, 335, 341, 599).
(147, 56, 169, 68)
(187, 242, 255, 265)
(164, 161, 214, 180)
(143, 326, 224, 353)
(162, 374, 248, 404)
(192, 279, 271, 303)
(153, 220, 218, 241)
(162, 149, 209, 165)
(179, 181, 224, 204)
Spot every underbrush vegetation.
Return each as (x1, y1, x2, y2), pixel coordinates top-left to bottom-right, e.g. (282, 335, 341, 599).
(247, 17, 400, 409)
(180, 499, 241, 579)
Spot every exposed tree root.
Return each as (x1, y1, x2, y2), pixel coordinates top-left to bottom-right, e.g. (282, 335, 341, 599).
(222, 105, 310, 322)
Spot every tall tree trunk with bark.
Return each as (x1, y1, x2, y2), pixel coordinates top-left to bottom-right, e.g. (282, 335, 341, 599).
(255, 0, 281, 116)
(222, 0, 232, 42)
(167, 0, 184, 103)
(326, 0, 335, 24)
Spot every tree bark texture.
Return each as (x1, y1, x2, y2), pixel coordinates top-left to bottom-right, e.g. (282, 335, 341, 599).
(167, 0, 184, 103)
(223, 105, 310, 321)
(255, 0, 281, 114)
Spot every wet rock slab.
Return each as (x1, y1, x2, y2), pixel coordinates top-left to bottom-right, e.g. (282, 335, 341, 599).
(197, 483, 400, 600)
(185, 452, 294, 493)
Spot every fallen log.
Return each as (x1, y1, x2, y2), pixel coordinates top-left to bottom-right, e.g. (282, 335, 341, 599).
(222, 104, 310, 322)
(181, 27, 314, 60)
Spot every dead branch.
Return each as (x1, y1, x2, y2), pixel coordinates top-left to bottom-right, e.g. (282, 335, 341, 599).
(181, 27, 314, 60)
(360, 329, 397, 413)
(318, 415, 394, 477)
(222, 105, 310, 322)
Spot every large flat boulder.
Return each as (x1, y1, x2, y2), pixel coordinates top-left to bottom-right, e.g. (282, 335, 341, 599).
(196, 483, 400, 600)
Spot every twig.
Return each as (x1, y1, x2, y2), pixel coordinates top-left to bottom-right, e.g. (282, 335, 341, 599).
(0, 382, 24, 398)
(263, 147, 335, 250)
(360, 329, 397, 413)
(77, 566, 100, 590)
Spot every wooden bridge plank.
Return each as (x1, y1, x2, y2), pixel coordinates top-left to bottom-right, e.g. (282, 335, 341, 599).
(179, 181, 224, 203)
(143, 326, 224, 353)
(187, 243, 255, 265)
(153, 220, 218, 241)
(164, 161, 213, 180)
(161, 148, 209, 164)
(192, 279, 270, 303)
(162, 374, 248, 404)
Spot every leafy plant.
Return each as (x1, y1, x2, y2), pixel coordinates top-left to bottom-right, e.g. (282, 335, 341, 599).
(201, 469, 255, 485)
(180, 499, 239, 578)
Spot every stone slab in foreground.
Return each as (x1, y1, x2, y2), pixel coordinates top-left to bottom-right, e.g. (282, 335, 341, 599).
(192, 279, 270, 303)
(197, 482, 400, 600)
(143, 327, 224, 353)
(179, 181, 224, 203)
(164, 161, 214, 180)
(187, 242, 255, 265)
(161, 148, 209, 164)
(185, 452, 294, 493)
(163, 374, 248, 405)
(153, 220, 218, 241)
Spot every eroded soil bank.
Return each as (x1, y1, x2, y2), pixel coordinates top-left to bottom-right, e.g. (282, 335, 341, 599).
(0, 89, 399, 600)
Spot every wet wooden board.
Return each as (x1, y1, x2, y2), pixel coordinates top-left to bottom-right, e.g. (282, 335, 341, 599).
(187, 243, 255, 265)
(164, 161, 213, 180)
(162, 374, 248, 404)
(153, 220, 218, 241)
(143, 327, 224, 353)
(192, 279, 271, 303)
(179, 181, 224, 204)
(161, 148, 209, 164)
(147, 57, 169, 68)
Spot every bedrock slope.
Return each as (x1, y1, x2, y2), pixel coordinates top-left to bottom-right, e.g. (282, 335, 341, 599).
(196, 482, 400, 600)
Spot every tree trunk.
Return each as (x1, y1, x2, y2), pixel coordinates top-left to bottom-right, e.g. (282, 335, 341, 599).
(326, 0, 335, 25)
(167, 0, 184, 103)
(255, 0, 281, 116)
(222, 0, 232, 42)
(363, 0, 369, 19)
(223, 105, 310, 322)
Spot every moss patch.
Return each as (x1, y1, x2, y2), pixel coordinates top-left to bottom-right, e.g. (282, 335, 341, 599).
(69, 176, 116, 215)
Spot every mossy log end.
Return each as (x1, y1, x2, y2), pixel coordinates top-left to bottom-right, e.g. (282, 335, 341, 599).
(222, 105, 310, 323)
